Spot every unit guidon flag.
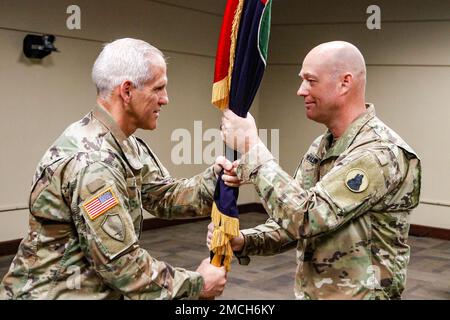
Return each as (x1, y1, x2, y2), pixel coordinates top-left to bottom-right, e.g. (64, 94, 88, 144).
(210, 0, 272, 271)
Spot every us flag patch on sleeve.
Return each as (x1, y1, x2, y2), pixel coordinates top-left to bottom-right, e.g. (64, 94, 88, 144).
(83, 187, 119, 220)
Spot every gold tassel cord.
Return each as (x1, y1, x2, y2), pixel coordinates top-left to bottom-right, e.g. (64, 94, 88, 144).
(227, 0, 245, 90)
(211, 0, 245, 111)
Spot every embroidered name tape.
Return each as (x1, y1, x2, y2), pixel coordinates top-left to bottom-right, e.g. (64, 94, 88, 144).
(83, 187, 119, 220)
(306, 153, 320, 165)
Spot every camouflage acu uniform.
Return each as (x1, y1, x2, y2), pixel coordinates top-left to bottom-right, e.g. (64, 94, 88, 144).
(235, 104, 421, 299)
(0, 105, 217, 299)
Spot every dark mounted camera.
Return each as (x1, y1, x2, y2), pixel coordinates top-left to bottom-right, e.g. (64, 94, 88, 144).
(23, 34, 59, 59)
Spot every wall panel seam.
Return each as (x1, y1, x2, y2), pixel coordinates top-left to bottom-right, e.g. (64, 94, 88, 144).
(0, 26, 215, 59)
(144, 0, 223, 17)
(268, 63, 450, 68)
(273, 19, 450, 27)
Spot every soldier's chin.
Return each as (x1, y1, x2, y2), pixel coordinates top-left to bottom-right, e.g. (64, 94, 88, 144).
(305, 111, 322, 123)
(305, 110, 314, 120)
(144, 120, 157, 131)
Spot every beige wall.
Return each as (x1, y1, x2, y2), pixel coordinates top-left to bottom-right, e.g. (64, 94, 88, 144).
(260, 0, 450, 229)
(1, 0, 449, 241)
(0, 0, 260, 241)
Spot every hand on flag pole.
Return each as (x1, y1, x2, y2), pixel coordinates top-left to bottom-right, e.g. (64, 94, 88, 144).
(221, 110, 260, 155)
(196, 258, 227, 299)
(213, 156, 241, 188)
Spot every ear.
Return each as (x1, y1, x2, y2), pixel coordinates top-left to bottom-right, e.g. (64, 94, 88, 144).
(119, 80, 133, 103)
(340, 73, 353, 95)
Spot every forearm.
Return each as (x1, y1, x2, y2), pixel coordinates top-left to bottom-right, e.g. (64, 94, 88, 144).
(237, 219, 297, 258)
(237, 143, 342, 239)
(252, 160, 342, 238)
(238, 143, 399, 240)
(94, 246, 204, 300)
(141, 166, 217, 219)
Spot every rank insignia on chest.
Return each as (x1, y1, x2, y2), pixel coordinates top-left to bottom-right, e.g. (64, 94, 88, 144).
(345, 168, 369, 193)
(83, 187, 119, 220)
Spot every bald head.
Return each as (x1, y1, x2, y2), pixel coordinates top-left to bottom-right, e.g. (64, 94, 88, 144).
(304, 41, 366, 89)
(297, 41, 368, 130)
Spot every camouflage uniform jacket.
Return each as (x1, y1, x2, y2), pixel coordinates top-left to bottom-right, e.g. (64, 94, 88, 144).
(0, 105, 217, 300)
(235, 104, 421, 299)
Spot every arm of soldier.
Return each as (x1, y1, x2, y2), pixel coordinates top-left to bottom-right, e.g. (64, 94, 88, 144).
(206, 218, 296, 265)
(70, 161, 205, 299)
(140, 157, 238, 219)
(237, 218, 297, 255)
(140, 166, 215, 219)
(238, 142, 407, 239)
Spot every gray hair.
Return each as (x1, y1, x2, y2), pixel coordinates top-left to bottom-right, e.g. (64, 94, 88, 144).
(92, 38, 165, 99)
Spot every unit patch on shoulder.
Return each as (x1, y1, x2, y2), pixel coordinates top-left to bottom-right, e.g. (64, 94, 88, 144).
(345, 168, 369, 193)
(101, 213, 126, 242)
(83, 187, 119, 220)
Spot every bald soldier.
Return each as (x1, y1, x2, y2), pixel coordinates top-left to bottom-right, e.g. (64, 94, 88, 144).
(0, 38, 239, 300)
(212, 41, 421, 299)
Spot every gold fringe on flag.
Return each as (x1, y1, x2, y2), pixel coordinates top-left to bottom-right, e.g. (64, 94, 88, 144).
(210, 202, 240, 272)
(211, 77, 230, 111)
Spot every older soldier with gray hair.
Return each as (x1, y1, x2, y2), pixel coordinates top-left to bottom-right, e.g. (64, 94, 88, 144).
(0, 38, 237, 300)
(212, 41, 421, 299)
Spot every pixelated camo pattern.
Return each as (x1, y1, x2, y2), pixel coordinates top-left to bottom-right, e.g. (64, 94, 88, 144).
(237, 104, 421, 300)
(0, 105, 217, 300)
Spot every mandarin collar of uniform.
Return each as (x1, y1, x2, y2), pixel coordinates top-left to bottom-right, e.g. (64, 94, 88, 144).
(322, 103, 376, 160)
(92, 104, 143, 171)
